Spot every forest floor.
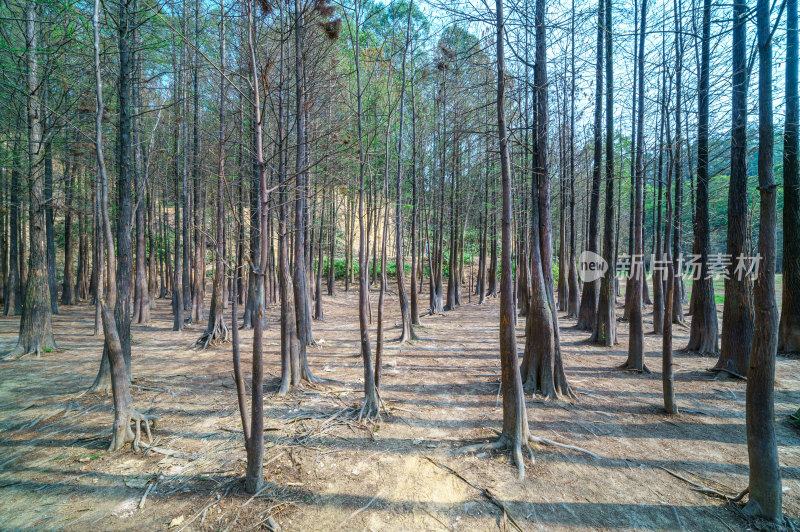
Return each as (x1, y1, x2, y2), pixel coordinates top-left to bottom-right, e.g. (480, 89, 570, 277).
(1, 280, 799, 531)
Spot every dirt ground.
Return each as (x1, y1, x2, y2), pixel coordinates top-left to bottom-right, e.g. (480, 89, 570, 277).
(1, 280, 799, 531)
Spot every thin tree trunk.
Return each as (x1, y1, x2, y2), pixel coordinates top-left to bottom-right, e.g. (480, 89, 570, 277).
(354, 0, 379, 419)
(576, 0, 604, 331)
(779, 0, 800, 354)
(685, 0, 719, 355)
(394, 0, 416, 341)
(592, 0, 617, 347)
(5, 135, 21, 316)
(194, 3, 228, 349)
(623, 0, 649, 372)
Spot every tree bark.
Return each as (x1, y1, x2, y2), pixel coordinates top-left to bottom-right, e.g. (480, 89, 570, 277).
(591, 0, 617, 347)
(244, 0, 266, 493)
(623, 0, 649, 373)
(522, 0, 573, 399)
(394, 0, 416, 342)
(43, 92, 58, 315)
(495, 0, 532, 477)
(61, 147, 76, 305)
(576, 0, 604, 331)
(743, 0, 782, 518)
(5, 135, 22, 316)
(716, 0, 753, 376)
(194, 3, 228, 349)
(354, 0, 379, 419)
(779, 0, 800, 354)
(10, 0, 56, 358)
(685, 0, 718, 355)
(566, 0, 580, 319)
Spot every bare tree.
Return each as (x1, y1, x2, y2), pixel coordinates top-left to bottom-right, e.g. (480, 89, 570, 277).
(576, 0, 604, 331)
(92, 0, 155, 451)
(779, 0, 800, 354)
(716, 0, 753, 377)
(742, 0, 782, 518)
(592, 0, 617, 347)
(622, 0, 648, 373)
(685, 0, 719, 356)
(8, 0, 56, 358)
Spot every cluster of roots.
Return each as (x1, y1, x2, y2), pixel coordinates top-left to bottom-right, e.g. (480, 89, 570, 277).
(192, 320, 230, 350)
(455, 434, 535, 480)
(109, 410, 158, 452)
(3, 334, 56, 360)
(456, 430, 601, 480)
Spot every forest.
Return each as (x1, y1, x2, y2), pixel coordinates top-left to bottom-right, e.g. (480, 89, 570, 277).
(0, 0, 798, 527)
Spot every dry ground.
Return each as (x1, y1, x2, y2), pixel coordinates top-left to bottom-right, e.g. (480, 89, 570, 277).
(1, 280, 799, 531)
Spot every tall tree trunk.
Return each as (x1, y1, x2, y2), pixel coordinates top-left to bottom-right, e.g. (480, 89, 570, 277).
(314, 185, 325, 320)
(522, 0, 573, 399)
(622, 0, 639, 323)
(293, 0, 316, 382)
(394, 0, 416, 341)
(244, 0, 266, 493)
(354, 0, 379, 419)
(5, 135, 21, 316)
(743, 0, 782, 518)
(592, 0, 617, 346)
(277, 1, 300, 395)
(10, 0, 56, 358)
(132, 52, 151, 324)
(487, 175, 498, 298)
(716, 0, 754, 375)
(171, 14, 185, 332)
(61, 147, 76, 305)
(623, 0, 648, 372)
(672, 0, 685, 325)
(181, 3, 191, 317)
(662, 67, 677, 414)
(652, 54, 666, 335)
(490, 0, 532, 477)
(410, 72, 420, 321)
(43, 91, 58, 315)
(685, 0, 719, 355)
(191, 0, 204, 324)
(576, 0, 604, 331)
(77, 169, 90, 301)
(566, 0, 580, 318)
(779, 0, 800, 354)
(194, 3, 228, 349)
(92, 0, 155, 452)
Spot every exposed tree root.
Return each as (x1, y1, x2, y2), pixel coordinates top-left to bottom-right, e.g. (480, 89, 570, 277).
(88, 380, 113, 395)
(108, 409, 157, 452)
(618, 361, 652, 374)
(710, 366, 747, 380)
(3, 333, 56, 360)
(191, 319, 230, 350)
(453, 434, 533, 480)
(527, 435, 601, 459)
(657, 465, 748, 502)
(357, 390, 381, 422)
(455, 428, 603, 478)
(423, 456, 524, 531)
(396, 325, 420, 344)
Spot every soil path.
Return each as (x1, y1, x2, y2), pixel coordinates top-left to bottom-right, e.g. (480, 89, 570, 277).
(0, 284, 799, 530)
